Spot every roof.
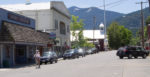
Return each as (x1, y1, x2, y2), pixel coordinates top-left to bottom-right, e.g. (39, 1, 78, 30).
(0, 1, 70, 18)
(71, 30, 104, 41)
(83, 30, 104, 39)
(0, 21, 52, 45)
(0, 2, 50, 11)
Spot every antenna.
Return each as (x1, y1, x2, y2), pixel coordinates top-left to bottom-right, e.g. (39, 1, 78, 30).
(25, 0, 31, 5)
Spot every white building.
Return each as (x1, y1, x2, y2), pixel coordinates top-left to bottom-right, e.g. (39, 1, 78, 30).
(71, 30, 104, 44)
(1, 1, 71, 47)
(71, 23, 105, 44)
(70, 23, 109, 51)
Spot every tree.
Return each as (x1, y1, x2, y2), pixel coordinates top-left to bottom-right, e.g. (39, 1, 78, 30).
(107, 22, 132, 49)
(70, 15, 94, 48)
(146, 16, 150, 26)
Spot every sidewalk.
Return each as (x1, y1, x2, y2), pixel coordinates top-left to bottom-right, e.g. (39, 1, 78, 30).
(0, 58, 63, 71)
(0, 68, 11, 72)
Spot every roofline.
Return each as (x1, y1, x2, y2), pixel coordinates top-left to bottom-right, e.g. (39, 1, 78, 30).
(51, 7, 71, 19)
(0, 8, 35, 21)
(2, 20, 35, 29)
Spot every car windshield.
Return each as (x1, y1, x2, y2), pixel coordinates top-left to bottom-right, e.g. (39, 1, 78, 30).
(118, 47, 124, 50)
(91, 48, 96, 50)
(66, 49, 74, 53)
(42, 52, 52, 57)
(78, 49, 83, 52)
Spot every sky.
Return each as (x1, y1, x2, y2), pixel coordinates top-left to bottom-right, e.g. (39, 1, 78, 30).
(0, 0, 149, 14)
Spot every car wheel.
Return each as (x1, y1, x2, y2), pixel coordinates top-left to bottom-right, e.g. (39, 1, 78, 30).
(63, 57, 66, 60)
(40, 62, 42, 65)
(134, 56, 137, 58)
(128, 54, 132, 59)
(77, 55, 79, 58)
(45, 62, 47, 64)
(119, 56, 123, 59)
(50, 61, 53, 64)
(55, 60, 58, 63)
(142, 54, 147, 59)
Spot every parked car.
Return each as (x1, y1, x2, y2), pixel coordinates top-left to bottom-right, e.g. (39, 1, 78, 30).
(63, 49, 79, 60)
(89, 48, 98, 54)
(40, 51, 58, 64)
(116, 46, 149, 59)
(86, 48, 94, 55)
(76, 48, 86, 57)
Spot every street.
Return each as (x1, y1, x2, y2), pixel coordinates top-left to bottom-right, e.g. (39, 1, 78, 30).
(0, 50, 150, 77)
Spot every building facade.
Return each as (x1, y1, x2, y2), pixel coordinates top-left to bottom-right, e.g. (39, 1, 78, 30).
(0, 8, 52, 68)
(1, 1, 71, 47)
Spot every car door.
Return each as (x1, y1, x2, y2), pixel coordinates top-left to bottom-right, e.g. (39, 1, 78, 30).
(140, 47, 146, 55)
(130, 47, 137, 56)
(137, 47, 143, 56)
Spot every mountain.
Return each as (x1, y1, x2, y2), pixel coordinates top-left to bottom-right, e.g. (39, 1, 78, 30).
(68, 6, 124, 30)
(114, 7, 150, 35)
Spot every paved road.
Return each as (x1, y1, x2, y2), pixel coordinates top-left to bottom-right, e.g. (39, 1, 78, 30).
(0, 50, 150, 77)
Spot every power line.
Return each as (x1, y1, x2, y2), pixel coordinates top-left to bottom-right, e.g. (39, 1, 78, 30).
(99, 0, 125, 8)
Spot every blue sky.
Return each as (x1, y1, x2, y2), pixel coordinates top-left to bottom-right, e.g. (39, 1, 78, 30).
(0, 0, 149, 14)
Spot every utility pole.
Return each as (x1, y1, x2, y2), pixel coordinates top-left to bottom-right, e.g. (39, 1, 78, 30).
(103, 0, 107, 41)
(136, 2, 148, 48)
(103, 0, 107, 51)
(93, 16, 96, 45)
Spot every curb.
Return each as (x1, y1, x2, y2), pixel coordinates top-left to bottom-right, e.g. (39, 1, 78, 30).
(58, 58, 63, 61)
(0, 69, 10, 71)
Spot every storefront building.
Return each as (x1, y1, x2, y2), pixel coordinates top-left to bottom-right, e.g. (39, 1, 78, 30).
(1, 1, 71, 48)
(0, 9, 52, 68)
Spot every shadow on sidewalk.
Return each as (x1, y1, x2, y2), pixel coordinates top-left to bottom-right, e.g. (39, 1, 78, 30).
(11, 63, 36, 69)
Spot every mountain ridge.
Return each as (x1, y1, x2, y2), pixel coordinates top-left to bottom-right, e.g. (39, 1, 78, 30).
(68, 6, 124, 30)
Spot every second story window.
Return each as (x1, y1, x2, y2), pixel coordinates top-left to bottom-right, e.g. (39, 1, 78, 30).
(60, 22, 66, 35)
(67, 25, 70, 33)
(55, 20, 58, 29)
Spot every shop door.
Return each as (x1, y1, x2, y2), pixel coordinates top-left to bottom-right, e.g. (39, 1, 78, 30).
(15, 45, 27, 64)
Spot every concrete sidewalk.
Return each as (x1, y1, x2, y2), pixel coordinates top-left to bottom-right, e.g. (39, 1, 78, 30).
(0, 58, 63, 71)
(0, 69, 11, 72)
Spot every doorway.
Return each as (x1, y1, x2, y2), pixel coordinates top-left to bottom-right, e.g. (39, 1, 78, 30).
(15, 45, 27, 64)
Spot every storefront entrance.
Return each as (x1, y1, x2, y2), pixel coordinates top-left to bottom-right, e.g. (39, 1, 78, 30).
(15, 45, 27, 64)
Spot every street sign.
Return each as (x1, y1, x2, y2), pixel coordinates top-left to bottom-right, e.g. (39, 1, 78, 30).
(49, 32, 56, 39)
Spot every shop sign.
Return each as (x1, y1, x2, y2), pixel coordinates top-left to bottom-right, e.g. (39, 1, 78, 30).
(49, 32, 56, 39)
(8, 13, 30, 24)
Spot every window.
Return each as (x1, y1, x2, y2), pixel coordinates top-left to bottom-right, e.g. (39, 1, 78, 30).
(67, 25, 70, 33)
(55, 20, 58, 29)
(100, 27, 104, 30)
(60, 22, 66, 35)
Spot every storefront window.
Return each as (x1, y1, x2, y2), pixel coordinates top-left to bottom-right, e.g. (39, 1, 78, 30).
(6, 45, 10, 58)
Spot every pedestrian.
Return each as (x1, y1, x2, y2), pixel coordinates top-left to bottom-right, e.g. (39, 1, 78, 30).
(34, 50, 41, 69)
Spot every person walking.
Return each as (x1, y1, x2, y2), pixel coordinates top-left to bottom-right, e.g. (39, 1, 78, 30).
(34, 50, 41, 69)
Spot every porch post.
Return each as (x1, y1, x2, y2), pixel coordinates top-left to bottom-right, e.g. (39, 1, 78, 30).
(0, 44, 3, 68)
(26, 45, 29, 63)
(12, 44, 15, 66)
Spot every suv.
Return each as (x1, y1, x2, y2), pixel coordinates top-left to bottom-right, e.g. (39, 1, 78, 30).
(116, 46, 149, 59)
(40, 51, 58, 64)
